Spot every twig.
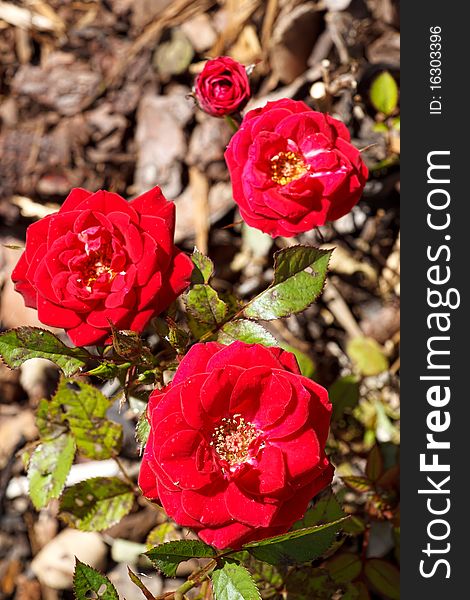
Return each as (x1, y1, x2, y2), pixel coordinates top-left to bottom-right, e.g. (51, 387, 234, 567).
(190, 166, 210, 255)
(322, 280, 363, 339)
(112, 455, 141, 495)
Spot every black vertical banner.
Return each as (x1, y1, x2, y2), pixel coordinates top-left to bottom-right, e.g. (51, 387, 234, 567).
(401, 4, 468, 597)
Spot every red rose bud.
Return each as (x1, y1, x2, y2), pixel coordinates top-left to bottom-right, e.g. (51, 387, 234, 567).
(11, 187, 193, 347)
(225, 98, 369, 237)
(194, 56, 251, 117)
(138, 341, 334, 549)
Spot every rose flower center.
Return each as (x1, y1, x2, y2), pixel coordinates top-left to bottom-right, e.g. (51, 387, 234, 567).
(270, 151, 308, 185)
(211, 415, 262, 467)
(74, 229, 119, 292)
(81, 255, 116, 290)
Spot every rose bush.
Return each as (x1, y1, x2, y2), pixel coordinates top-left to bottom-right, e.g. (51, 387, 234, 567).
(194, 56, 250, 117)
(225, 98, 369, 237)
(12, 187, 193, 346)
(139, 341, 334, 549)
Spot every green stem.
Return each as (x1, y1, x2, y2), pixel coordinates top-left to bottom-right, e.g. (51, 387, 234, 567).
(155, 559, 218, 600)
(224, 114, 239, 132)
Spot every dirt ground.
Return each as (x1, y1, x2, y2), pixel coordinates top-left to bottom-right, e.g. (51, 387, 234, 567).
(0, 1, 400, 599)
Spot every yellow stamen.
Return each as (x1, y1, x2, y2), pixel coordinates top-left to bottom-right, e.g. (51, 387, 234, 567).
(270, 151, 308, 185)
(211, 415, 262, 466)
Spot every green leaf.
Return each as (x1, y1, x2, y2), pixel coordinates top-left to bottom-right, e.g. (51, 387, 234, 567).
(343, 515, 366, 536)
(28, 434, 76, 509)
(342, 584, 361, 600)
(0, 327, 88, 376)
(73, 559, 119, 600)
(135, 409, 150, 450)
(250, 560, 283, 588)
(325, 552, 362, 583)
(372, 122, 389, 133)
(185, 284, 227, 338)
(329, 375, 360, 419)
(146, 522, 179, 546)
(243, 518, 347, 566)
(60, 477, 134, 531)
(167, 322, 190, 354)
(109, 323, 155, 365)
(296, 490, 345, 528)
(153, 29, 194, 78)
(342, 476, 374, 493)
(281, 344, 315, 378)
(191, 248, 214, 284)
(364, 559, 400, 600)
(127, 567, 157, 600)
(350, 581, 371, 600)
(43, 378, 122, 459)
(145, 540, 217, 577)
(347, 337, 388, 377)
(218, 320, 278, 347)
(391, 116, 400, 131)
(244, 246, 332, 320)
(366, 444, 384, 482)
(370, 71, 398, 116)
(285, 567, 338, 599)
(85, 361, 131, 379)
(212, 561, 261, 600)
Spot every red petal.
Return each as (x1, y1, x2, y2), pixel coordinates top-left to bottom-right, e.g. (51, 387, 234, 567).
(229, 367, 290, 428)
(139, 215, 173, 262)
(11, 252, 28, 282)
(157, 483, 202, 528)
(122, 223, 143, 262)
(25, 243, 47, 286)
(172, 342, 223, 386)
(201, 366, 243, 420)
(206, 341, 284, 371)
(25, 218, 51, 263)
(152, 249, 193, 314)
(47, 211, 82, 246)
(59, 188, 93, 212)
(298, 377, 332, 447)
(66, 321, 108, 346)
(86, 306, 129, 328)
(198, 522, 254, 550)
(181, 482, 231, 526)
(138, 457, 159, 500)
(14, 280, 37, 309)
(130, 187, 173, 222)
(126, 308, 155, 334)
(237, 444, 286, 496)
(274, 428, 320, 480)
(159, 430, 213, 490)
(266, 373, 311, 439)
(180, 373, 210, 429)
(135, 232, 159, 286)
(274, 462, 334, 527)
(137, 269, 162, 310)
(153, 412, 188, 444)
(268, 348, 301, 374)
(37, 297, 82, 328)
(77, 190, 139, 223)
(150, 384, 183, 426)
(225, 482, 278, 527)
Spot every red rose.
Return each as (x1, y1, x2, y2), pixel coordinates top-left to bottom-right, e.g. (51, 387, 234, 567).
(12, 187, 193, 347)
(139, 341, 334, 549)
(225, 98, 369, 237)
(194, 56, 251, 117)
